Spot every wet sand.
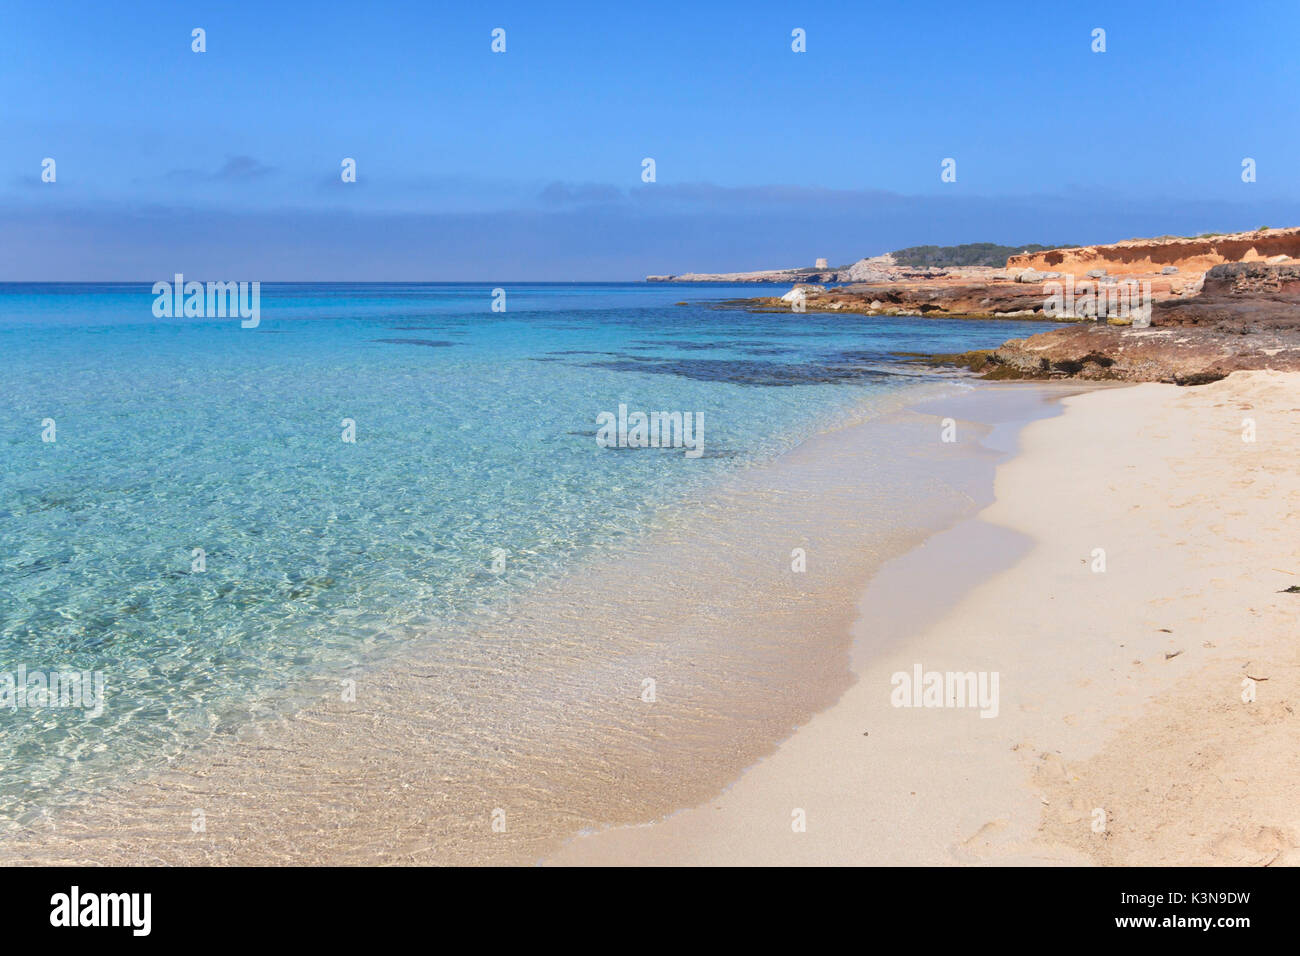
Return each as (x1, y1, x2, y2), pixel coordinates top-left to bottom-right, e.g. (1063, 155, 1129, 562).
(548, 371, 1300, 866)
(1, 381, 1076, 865)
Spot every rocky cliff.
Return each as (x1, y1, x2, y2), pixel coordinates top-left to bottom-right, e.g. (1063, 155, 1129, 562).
(949, 262, 1300, 384)
(706, 228, 1300, 384)
(1156, 262, 1300, 330)
(1006, 228, 1300, 278)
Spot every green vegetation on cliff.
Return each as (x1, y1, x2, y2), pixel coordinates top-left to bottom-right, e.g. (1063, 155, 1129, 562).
(889, 242, 1072, 268)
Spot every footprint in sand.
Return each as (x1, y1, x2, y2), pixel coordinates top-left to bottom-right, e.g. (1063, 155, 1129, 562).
(951, 818, 1010, 861)
(1208, 826, 1296, 866)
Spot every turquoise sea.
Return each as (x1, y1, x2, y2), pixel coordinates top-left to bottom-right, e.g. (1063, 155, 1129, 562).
(0, 282, 1060, 821)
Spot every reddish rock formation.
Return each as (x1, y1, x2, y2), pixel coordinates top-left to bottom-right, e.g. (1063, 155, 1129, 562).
(721, 230, 1300, 384)
(959, 263, 1300, 384)
(1006, 227, 1300, 278)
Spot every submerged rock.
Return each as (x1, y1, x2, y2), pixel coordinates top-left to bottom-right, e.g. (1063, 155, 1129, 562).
(780, 284, 825, 303)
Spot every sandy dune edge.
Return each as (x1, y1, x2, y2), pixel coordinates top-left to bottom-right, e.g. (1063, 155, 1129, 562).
(548, 371, 1300, 866)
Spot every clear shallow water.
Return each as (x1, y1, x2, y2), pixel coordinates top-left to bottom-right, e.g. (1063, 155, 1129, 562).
(0, 282, 1061, 820)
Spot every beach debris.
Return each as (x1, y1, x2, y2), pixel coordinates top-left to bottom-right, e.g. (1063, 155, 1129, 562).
(1164, 650, 1183, 660)
(1280, 585, 1300, 593)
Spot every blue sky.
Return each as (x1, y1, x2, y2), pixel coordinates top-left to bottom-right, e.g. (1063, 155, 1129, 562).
(3, 0, 1299, 279)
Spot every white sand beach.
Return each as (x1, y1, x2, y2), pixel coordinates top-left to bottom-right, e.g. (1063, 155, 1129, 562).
(5, 373, 1295, 867)
(549, 371, 1300, 866)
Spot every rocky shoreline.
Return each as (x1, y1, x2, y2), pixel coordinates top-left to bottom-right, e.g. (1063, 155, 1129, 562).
(923, 261, 1300, 385)
(714, 229, 1300, 384)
